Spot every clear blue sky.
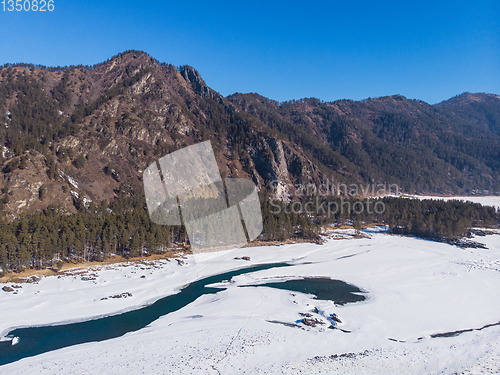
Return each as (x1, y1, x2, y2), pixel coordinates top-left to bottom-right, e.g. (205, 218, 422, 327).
(0, 0, 498, 104)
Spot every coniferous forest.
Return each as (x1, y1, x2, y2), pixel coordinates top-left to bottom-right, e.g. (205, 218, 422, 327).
(0, 191, 498, 273)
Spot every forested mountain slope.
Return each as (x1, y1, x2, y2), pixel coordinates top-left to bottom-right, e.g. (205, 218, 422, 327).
(228, 92, 500, 193)
(0, 51, 499, 220)
(0, 51, 325, 218)
(0, 51, 499, 271)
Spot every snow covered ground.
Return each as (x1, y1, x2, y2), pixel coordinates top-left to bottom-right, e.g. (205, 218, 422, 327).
(1, 227, 499, 374)
(408, 195, 500, 210)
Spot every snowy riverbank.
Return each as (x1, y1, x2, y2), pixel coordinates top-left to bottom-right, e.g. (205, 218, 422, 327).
(0, 227, 499, 374)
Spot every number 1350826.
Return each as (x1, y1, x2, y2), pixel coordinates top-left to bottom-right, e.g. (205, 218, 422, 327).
(2, 0, 54, 11)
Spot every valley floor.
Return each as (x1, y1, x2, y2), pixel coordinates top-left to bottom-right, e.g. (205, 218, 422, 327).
(0, 225, 499, 374)
(410, 194, 500, 210)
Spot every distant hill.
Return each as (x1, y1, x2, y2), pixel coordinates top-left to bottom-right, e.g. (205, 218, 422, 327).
(0, 51, 499, 218)
(228, 92, 500, 194)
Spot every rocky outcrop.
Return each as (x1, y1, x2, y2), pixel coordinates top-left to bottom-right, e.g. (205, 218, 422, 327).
(180, 65, 211, 98)
(101, 292, 133, 300)
(248, 138, 289, 188)
(179, 65, 228, 107)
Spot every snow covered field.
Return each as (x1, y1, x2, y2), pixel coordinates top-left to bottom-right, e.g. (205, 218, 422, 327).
(1, 225, 499, 374)
(0, 188, 500, 374)
(409, 195, 500, 210)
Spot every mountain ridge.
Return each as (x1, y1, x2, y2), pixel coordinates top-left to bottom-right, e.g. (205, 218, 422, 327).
(0, 50, 499, 218)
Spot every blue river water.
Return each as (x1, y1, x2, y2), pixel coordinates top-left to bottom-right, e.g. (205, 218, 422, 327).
(0, 262, 365, 366)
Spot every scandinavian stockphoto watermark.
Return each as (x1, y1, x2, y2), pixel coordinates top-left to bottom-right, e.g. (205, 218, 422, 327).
(143, 141, 263, 252)
(269, 179, 400, 217)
